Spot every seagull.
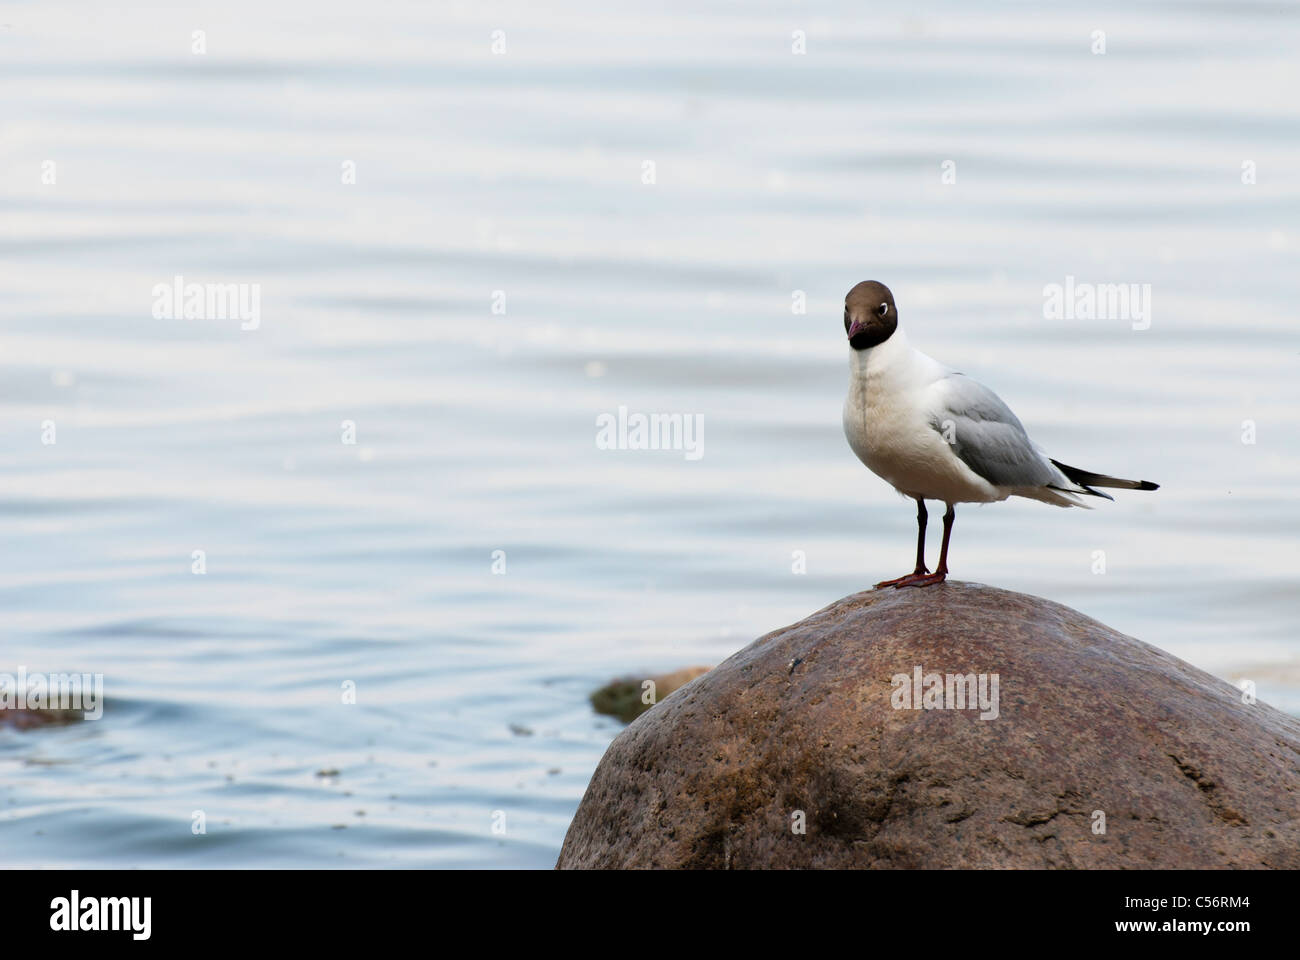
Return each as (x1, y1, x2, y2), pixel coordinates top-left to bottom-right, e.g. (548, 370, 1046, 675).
(841, 280, 1158, 589)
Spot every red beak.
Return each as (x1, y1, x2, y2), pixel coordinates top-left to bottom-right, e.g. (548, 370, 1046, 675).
(847, 318, 868, 339)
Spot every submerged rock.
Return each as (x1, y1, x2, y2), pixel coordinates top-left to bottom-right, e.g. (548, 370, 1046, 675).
(0, 708, 85, 730)
(590, 666, 711, 724)
(558, 582, 1300, 869)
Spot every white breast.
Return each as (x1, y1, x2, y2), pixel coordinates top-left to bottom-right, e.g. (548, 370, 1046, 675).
(842, 331, 1002, 504)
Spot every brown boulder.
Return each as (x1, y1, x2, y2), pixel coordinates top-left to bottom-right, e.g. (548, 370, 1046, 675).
(557, 582, 1300, 868)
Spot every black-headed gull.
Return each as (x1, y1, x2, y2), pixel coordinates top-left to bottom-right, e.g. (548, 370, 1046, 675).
(841, 280, 1158, 589)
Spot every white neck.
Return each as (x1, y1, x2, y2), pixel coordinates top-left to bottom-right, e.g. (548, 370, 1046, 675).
(848, 325, 911, 381)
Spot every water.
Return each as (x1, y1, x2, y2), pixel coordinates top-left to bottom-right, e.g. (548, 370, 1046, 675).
(1, 0, 1298, 868)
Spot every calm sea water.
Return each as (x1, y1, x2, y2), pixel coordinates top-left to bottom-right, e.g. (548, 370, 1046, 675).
(1, 1, 1298, 868)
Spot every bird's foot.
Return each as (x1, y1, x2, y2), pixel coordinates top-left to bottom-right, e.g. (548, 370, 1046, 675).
(874, 568, 928, 589)
(893, 571, 947, 589)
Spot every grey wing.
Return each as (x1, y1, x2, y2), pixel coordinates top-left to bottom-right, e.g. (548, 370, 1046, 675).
(928, 373, 1062, 489)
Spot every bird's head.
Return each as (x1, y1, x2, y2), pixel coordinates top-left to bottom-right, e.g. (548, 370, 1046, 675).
(844, 281, 897, 350)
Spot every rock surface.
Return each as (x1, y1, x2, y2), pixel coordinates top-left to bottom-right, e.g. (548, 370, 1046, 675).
(557, 582, 1300, 869)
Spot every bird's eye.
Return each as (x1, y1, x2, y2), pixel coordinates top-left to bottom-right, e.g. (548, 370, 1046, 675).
(877, 303, 889, 317)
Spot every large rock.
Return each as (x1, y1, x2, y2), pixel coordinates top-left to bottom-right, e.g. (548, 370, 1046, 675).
(557, 582, 1300, 868)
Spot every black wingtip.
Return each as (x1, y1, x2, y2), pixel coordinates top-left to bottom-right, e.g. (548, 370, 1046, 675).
(1050, 459, 1160, 493)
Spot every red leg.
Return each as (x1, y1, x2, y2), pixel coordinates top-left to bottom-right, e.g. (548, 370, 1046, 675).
(897, 503, 953, 588)
(874, 498, 929, 588)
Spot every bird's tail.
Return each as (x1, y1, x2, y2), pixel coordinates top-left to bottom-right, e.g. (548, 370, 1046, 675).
(1050, 459, 1160, 501)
